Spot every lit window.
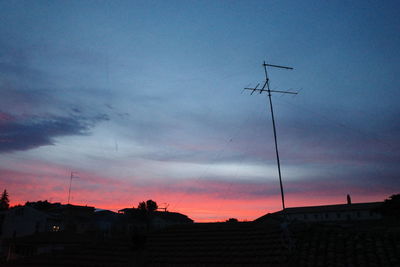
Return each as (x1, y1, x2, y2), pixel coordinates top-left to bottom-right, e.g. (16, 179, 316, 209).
(52, 225, 60, 232)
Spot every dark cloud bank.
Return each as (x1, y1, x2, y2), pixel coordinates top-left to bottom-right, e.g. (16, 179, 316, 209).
(0, 112, 108, 153)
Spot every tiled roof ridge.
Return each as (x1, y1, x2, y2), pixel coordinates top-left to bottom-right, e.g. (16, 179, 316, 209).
(285, 201, 382, 209)
(280, 201, 383, 214)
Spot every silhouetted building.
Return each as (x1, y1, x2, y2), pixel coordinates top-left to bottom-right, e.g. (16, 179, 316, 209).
(0, 205, 61, 239)
(0, 203, 95, 240)
(257, 198, 383, 223)
(0, 204, 193, 263)
(58, 204, 95, 233)
(117, 208, 193, 231)
(2, 214, 400, 266)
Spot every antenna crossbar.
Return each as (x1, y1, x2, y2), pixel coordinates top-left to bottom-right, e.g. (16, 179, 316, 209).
(263, 63, 293, 70)
(244, 88, 298, 95)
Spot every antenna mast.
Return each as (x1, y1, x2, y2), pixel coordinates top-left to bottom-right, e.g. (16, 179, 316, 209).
(244, 61, 297, 210)
(67, 171, 78, 204)
(158, 203, 170, 212)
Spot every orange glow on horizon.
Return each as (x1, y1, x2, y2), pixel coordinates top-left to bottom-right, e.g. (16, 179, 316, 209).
(1, 161, 393, 222)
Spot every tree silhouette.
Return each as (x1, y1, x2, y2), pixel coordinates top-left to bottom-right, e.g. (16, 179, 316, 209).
(137, 199, 158, 212)
(0, 189, 10, 211)
(377, 194, 400, 218)
(138, 201, 147, 211)
(146, 200, 158, 212)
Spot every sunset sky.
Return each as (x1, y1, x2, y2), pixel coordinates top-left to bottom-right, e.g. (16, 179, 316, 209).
(1, 1, 399, 222)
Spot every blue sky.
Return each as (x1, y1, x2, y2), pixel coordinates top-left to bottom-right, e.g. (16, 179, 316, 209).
(1, 0, 399, 221)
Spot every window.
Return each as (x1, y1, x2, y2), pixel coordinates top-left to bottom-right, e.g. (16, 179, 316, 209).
(369, 210, 375, 216)
(15, 208, 24, 216)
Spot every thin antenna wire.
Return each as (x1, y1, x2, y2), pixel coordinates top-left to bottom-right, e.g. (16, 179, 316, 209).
(67, 171, 79, 204)
(243, 61, 297, 211)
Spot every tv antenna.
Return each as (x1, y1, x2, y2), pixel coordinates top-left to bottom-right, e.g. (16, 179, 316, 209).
(158, 203, 170, 212)
(67, 171, 79, 204)
(243, 61, 297, 211)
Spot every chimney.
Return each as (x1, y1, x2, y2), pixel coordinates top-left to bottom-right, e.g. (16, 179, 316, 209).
(347, 194, 351, 205)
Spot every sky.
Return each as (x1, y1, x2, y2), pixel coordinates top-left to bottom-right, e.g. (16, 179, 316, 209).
(1, 0, 399, 222)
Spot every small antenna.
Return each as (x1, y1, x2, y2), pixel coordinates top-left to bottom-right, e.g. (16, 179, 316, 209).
(158, 203, 169, 212)
(67, 171, 79, 204)
(243, 61, 298, 211)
